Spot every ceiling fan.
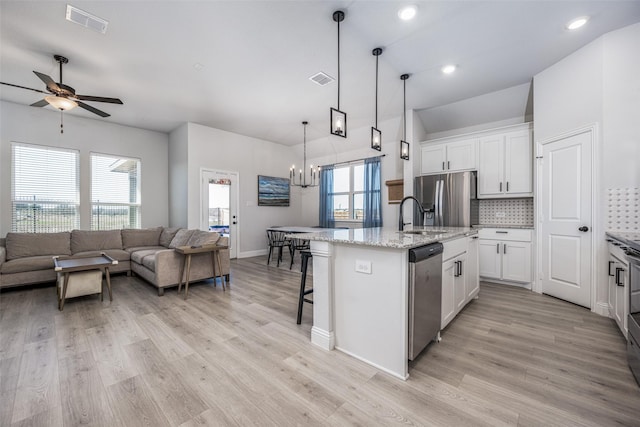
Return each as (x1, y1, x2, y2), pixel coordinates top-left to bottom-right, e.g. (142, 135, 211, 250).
(0, 54, 123, 118)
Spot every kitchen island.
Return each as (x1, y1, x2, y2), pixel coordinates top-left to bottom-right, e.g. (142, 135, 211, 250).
(292, 226, 479, 380)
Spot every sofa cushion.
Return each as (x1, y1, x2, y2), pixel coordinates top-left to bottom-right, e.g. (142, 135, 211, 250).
(130, 248, 165, 265)
(126, 246, 166, 255)
(6, 232, 71, 260)
(141, 253, 158, 271)
(159, 227, 180, 247)
(186, 231, 220, 247)
(73, 249, 131, 262)
(71, 230, 122, 254)
(1, 255, 64, 274)
(121, 228, 162, 249)
(168, 229, 196, 249)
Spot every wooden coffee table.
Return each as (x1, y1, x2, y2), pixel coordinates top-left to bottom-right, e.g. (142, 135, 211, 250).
(53, 253, 118, 311)
(175, 244, 228, 299)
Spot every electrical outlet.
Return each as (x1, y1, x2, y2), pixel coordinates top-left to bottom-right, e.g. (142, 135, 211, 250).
(495, 212, 506, 218)
(355, 260, 372, 274)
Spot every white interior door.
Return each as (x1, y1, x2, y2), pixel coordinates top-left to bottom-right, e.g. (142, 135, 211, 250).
(201, 169, 238, 259)
(539, 129, 593, 308)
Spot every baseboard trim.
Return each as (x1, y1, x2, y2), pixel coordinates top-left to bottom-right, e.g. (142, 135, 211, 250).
(237, 249, 268, 259)
(594, 301, 610, 317)
(311, 326, 334, 351)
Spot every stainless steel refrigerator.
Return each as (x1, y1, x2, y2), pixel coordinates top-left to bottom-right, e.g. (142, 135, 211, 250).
(414, 171, 478, 227)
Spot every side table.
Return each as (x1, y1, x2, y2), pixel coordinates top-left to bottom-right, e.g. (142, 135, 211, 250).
(175, 244, 228, 299)
(53, 253, 118, 311)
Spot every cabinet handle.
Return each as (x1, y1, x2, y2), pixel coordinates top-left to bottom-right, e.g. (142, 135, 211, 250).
(496, 231, 508, 234)
(496, 243, 500, 254)
(442, 161, 445, 170)
(454, 261, 459, 277)
(499, 182, 502, 192)
(458, 260, 463, 276)
(504, 244, 507, 254)
(608, 261, 615, 277)
(615, 267, 624, 286)
(448, 161, 450, 170)
(506, 182, 509, 192)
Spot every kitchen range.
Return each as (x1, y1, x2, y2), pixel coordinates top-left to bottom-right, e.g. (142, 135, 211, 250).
(606, 231, 640, 386)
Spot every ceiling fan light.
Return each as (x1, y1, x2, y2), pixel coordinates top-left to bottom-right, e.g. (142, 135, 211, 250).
(45, 95, 77, 111)
(441, 64, 457, 74)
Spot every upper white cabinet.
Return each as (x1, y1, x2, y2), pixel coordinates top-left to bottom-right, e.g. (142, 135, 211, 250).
(420, 138, 476, 175)
(478, 126, 533, 198)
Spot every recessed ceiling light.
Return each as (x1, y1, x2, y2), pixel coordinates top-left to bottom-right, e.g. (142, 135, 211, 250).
(566, 16, 589, 30)
(441, 64, 456, 75)
(398, 5, 417, 21)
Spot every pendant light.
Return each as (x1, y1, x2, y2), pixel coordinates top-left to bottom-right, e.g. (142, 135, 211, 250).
(400, 74, 410, 160)
(290, 121, 319, 188)
(330, 10, 347, 138)
(371, 47, 383, 151)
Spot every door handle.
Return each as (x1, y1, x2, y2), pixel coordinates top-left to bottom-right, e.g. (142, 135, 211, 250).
(232, 221, 237, 225)
(608, 261, 615, 276)
(615, 267, 624, 286)
(578, 226, 589, 232)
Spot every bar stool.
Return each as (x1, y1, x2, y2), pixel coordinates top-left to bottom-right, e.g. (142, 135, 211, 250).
(296, 251, 313, 324)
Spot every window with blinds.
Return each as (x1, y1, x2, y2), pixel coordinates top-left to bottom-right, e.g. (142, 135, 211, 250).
(12, 143, 80, 232)
(90, 153, 141, 230)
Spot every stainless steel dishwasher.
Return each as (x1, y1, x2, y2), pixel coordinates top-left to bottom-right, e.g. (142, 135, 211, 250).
(408, 242, 443, 360)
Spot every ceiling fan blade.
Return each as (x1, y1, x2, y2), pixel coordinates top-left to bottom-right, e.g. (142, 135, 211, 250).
(30, 99, 49, 107)
(1, 81, 47, 94)
(76, 94, 123, 104)
(77, 101, 110, 117)
(33, 71, 61, 93)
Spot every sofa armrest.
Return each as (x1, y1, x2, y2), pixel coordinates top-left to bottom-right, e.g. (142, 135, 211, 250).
(0, 245, 6, 267)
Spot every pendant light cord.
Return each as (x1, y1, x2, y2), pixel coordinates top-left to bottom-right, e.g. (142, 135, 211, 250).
(303, 123, 307, 185)
(375, 54, 379, 129)
(403, 78, 406, 140)
(337, 18, 341, 110)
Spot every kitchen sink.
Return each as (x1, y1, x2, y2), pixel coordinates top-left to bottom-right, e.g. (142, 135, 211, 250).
(400, 230, 445, 236)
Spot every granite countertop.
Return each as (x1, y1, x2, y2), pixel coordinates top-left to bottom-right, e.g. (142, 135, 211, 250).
(472, 224, 535, 229)
(289, 226, 477, 250)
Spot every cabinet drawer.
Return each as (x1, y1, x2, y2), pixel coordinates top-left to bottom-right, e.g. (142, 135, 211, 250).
(443, 237, 467, 261)
(477, 228, 532, 242)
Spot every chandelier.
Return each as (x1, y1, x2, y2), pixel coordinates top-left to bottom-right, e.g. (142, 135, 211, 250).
(290, 121, 319, 188)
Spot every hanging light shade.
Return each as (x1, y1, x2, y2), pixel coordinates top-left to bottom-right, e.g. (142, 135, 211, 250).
(45, 95, 78, 111)
(289, 121, 319, 188)
(330, 10, 347, 138)
(371, 47, 383, 151)
(400, 74, 410, 160)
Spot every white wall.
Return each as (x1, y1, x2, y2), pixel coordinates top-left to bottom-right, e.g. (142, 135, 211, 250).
(0, 101, 169, 235)
(181, 122, 300, 257)
(168, 123, 188, 227)
(534, 22, 640, 312)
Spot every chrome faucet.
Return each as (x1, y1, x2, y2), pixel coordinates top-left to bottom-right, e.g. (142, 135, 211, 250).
(399, 196, 425, 231)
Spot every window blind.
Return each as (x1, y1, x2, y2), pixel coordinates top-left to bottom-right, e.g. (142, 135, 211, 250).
(90, 153, 141, 230)
(11, 143, 80, 232)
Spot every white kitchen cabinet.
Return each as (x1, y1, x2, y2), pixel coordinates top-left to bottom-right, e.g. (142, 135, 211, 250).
(441, 235, 479, 330)
(420, 138, 476, 175)
(607, 240, 629, 338)
(478, 228, 533, 285)
(466, 236, 480, 299)
(478, 127, 532, 198)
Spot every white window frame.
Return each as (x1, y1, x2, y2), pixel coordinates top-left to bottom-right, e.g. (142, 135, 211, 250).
(332, 162, 364, 222)
(11, 142, 80, 233)
(90, 152, 142, 230)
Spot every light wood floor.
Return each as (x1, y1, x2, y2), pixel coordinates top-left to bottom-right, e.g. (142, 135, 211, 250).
(1, 256, 639, 426)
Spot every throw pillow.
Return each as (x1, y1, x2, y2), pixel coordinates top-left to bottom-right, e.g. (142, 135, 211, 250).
(159, 227, 180, 247)
(168, 229, 196, 248)
(186, 231, 220, 247)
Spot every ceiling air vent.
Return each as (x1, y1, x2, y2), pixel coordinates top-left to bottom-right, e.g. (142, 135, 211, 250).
(66, 4, 109, 34)
(309, 72, 335, 86)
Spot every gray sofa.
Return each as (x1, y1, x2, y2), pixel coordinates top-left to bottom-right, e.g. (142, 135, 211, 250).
(0, 227, 230, 296)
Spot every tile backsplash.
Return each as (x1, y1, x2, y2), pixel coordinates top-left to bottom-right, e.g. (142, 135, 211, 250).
(478, 198, 534, 226)
(607, 188, 639, 232)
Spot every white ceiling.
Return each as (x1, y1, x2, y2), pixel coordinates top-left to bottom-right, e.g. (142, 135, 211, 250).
(1, 1, 639, 145)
